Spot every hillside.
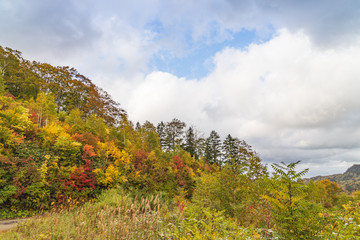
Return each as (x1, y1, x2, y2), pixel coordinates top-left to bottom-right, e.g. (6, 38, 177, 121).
(310, 164, 360, 192)
(0, 46, 125, 126)
(1, 46, 360, 239)
(0, 45, 267, 220)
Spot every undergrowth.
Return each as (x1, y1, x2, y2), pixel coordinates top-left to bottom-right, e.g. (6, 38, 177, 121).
(1, 187, 271, 239)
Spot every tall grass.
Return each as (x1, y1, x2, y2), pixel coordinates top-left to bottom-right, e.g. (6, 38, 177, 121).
(1, 188, 181, 240)
(1, 187, 272, 239)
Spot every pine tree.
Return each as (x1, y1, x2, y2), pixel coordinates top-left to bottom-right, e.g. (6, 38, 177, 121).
(204, 130, 222, 165)
(135, 122, 141, 131)
(184, 126, 196, 157)
(156, 121, 166, 150)
(222, 134, 239, 164)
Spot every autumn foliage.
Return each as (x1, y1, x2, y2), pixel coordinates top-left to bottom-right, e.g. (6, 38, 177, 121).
(1, 46, 360, 239)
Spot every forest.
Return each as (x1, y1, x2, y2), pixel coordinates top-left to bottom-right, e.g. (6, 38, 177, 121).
(0, 45, 360, 239)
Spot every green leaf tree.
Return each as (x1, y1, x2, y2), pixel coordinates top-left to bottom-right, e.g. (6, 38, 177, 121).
(160, 118, 186, 152)
(31, 92, 57, 127)
(263, 161, 323, 239)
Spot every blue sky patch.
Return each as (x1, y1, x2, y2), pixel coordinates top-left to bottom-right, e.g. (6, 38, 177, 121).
(150, 29, 267, 79)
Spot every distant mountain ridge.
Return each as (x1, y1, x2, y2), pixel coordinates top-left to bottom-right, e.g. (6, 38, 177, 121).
(310, 164, 360, 192)
(344, 164, 360, 175)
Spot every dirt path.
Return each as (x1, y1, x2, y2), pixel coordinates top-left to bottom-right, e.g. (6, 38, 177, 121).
(0, 218, 28, 233)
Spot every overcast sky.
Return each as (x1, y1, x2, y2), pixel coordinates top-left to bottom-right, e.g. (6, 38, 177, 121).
(1, 0, 360, 176)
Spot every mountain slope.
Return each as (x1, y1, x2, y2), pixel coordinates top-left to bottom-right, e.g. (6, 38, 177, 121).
(311, 164, 360, 192)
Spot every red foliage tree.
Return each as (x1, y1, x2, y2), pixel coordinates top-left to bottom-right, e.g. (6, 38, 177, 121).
(65, 161, 97, 192)
(133, 149, 149, 172)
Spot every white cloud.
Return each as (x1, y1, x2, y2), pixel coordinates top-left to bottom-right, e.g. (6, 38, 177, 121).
(127, 71, 214, 125)
(210, 30, 360, 130)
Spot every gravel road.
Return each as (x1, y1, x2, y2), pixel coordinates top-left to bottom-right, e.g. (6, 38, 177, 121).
(0, 218, 27, 232)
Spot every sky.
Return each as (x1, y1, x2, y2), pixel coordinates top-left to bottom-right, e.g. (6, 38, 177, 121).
(1, 0, 360, 177)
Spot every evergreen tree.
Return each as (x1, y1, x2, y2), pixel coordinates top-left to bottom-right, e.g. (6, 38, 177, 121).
(135, 121, 141, 131)
(156, 121, 166, 150)
(222, 134, 239, 164)
(184, 126, 196, 158)
(204, 130, 222, 165)
(183, 126, 205, 160)
(195, 137, 206, 160)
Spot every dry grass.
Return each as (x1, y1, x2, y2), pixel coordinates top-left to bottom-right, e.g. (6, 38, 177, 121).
(0, 188, 181, 240)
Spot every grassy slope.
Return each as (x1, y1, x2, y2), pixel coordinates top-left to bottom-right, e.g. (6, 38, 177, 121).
(1, 187, 266, 240)
(0, 188, 180, 240)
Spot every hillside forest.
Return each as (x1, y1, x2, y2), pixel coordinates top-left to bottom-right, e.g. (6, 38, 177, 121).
(1, 46, 360, 239)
